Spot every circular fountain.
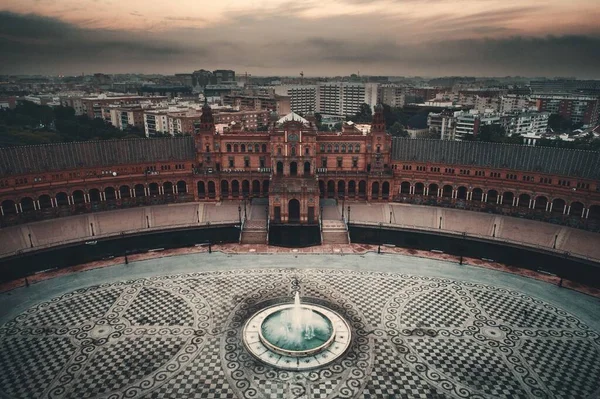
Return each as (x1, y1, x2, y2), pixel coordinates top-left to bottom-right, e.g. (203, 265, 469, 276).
(243, 292, 351, 370)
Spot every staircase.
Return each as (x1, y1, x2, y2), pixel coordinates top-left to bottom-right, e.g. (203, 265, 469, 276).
(321, 220, 350, 244)
(241, 200, 268, 244)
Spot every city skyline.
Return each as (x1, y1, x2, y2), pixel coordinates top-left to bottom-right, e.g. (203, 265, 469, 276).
(1, 0, 600, 77)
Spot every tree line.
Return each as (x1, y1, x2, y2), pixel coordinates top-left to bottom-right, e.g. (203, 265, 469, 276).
(0, 101, 145, 147)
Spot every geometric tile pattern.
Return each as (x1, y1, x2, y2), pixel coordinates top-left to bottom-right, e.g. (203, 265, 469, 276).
(21, 288, 121, 327)
(520, 339, 600, 398)
(407, 337, 527, 397)
(124, 288, 194, 326)
(67, 336, 186, 398)
(0, 267, 598, 399)
(0, 336, 76, 398)
(400, 288, 471, 328)
(470, 289, 572, 329)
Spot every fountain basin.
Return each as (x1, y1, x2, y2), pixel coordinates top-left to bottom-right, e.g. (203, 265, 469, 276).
(259, 305, 335, 357)
(243, 302, 351, 371)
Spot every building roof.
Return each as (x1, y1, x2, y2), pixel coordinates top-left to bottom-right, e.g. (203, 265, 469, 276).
(0, 137, 196, 176)
(277, 112, 309, 126)
(391, 138, 600, 180)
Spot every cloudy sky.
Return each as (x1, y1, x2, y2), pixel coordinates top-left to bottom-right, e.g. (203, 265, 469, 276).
(1, 0, 599, 77)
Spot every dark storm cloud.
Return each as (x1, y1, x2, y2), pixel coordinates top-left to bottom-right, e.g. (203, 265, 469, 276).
(0, 12, 208, 73)
(1, 11, 599, 77)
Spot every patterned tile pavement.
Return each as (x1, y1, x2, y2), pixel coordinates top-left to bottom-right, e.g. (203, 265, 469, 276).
(0, 267, 599, 398)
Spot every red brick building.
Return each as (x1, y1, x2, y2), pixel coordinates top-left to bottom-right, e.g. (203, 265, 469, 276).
(1, 104, 599, 230)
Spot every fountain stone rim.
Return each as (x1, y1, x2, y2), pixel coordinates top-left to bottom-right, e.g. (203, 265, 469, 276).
(257, 303, 337, 358)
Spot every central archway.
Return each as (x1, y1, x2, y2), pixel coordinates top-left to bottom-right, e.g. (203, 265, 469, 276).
(290, 162, 298, 176)
(289, 199, 300, 222)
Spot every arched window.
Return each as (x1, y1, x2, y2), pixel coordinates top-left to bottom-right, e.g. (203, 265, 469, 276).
(341, 145, 346, 153)
(234, 144, 239, 152)
(291, 146, 296, 156)
(241, 144, 246, 152)
(355, 144, 360, 152)
(327, 144, 332, 153)
(262, 144, 267, 153)
(205, 145, 210, 152)
(226, 144, 232, 152)
(255, 144, 260, 152)
(248, 144, 253, 152)
(334, 144, 339, 152)
(320, 144, 325, 152)
(376, 145, 381, 153)
(305, 146, 310, 155)
(278, 147, 282, 155)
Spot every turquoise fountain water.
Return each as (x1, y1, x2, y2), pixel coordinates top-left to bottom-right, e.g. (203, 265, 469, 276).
(260, 292, 334, 352)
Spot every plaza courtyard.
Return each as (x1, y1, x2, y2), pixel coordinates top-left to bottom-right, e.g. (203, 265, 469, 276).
(0, 253, 599, 398)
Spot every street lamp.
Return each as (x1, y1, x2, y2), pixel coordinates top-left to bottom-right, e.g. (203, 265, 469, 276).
(347, 206, 351, 224)
(238, 205, 242, 225)
(341, 196, 345, 219)
(378, 222, 383, 254)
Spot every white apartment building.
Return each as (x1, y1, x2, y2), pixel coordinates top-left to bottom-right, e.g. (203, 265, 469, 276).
(275, 82, 378, 117)
(274, 85, 317, 115)
(454, 110, 501, 140)
(143, 110, 170, 136)
(502, 111, 549, 137)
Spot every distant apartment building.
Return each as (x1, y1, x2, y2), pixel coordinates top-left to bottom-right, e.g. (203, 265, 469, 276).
(23, 95, 54, 106)
(273, 85, 317, 114)
(213, 70, 235, 84)
(60, 96, 85, 115)
(318, 82, 379, 117)
(144, 108, 270, 137)
(532, 94, 600, 127)
(274, 82, 378, 117)
(191, 69, 236, 88)
(378, 85, 409, 107)
(499, 95, 532, 113)
(108, 106, 145, 130)
(222, 94, 290, 115)
(530, 79, 577, 93)
(502, 111, 549, 137)
(144, 110, 170, 136)
(428, 110, 459, 140)
(82, 95, 167, 119)
(474, 96, 500, 113)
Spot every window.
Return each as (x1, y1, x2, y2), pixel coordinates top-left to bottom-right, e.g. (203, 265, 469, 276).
(540, 177, 552, 184)
(506, 173, 517, 180)
(248, 145, 253, 152)
(337, 157, 342, 168)
(355, 144, 360, 152)
(291, 146, 296, 156)
(403, 165, 412, 171)
(255, 144, 259, 152)
(334, 144, 339, 152)
(417, 166, 426, 172)
(341, 145, 346, 153)
(475, 170, 485, 177)
(228, 157, 234, 168)
(262, 144, 267, 153)
(576, 182, 589, 189)
(241, 144, 246, 152)
(305, 146, 310, 155)
(277, 147, 282, 155)
(327, 145, 332, 153)
(430, 167, 440, 173)
(321, 157, 327, 168)
(259, 157, 265, 168)
(444, 168, 455, 174)
(460, 169, 470, 175)
(244, 158, 250, 168)
(352, 158, 358, 168)
(490, 172, 501, 178)
(376, 145, 381, 153)
(522, 175, 533, 182)
(234, 144, 239, 152)
(320, 144, 325, 152)
(558, 179, 571, 186)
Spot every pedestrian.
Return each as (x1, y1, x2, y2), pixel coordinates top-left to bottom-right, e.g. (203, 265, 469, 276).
(125, 256, 129, 265)
(25, 278, 29, 288)
(558, 278, 563, 288)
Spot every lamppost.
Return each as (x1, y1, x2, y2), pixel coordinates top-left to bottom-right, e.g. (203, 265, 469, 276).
(439, 216, 442, 229)
(389, 211, 392, 224)
(238, 205, 242, 225)
(378, 222, 383, 254)
(347, 206, 351, 224)
(341, 196, 345, 219)
(492, 223, 496, 237)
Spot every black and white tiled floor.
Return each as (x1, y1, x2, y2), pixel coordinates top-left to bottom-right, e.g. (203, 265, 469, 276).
(1, 268, 599, 398)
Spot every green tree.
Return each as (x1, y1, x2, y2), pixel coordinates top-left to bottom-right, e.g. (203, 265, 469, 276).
(548, 113, 572, 132)
(350, 103, 372, 123)
(389, 121, 407, 137)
